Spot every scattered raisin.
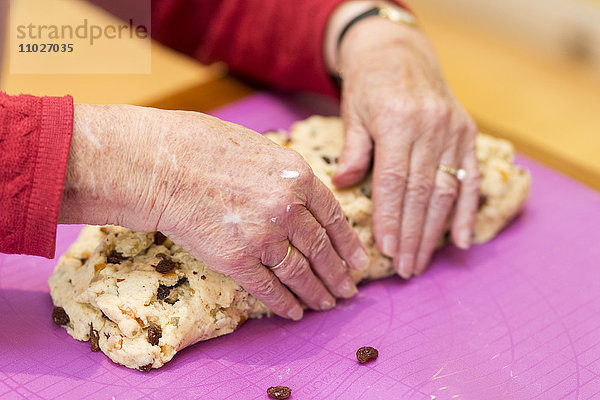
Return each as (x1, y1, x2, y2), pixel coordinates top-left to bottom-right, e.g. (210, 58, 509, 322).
(89, 324, 100, 352)
(153, 254, 178, 274)
(80, 258, 88, 264)
(52, 307, 70, 325)
(147, 324, 162, 346)
(478, 194, 488, 210)
(138, 363, 153, 372)
(201, 275, 206, 280)
(322, 155, 332, 164)
(106, 250, 126, 264)
(154, 232, 167, 245)
(157, 285, 171, 300)
(267, 386, 292, 399)
(356, 346, 378, 364)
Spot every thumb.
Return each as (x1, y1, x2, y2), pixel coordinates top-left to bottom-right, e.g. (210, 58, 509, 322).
(332, 121, 373, 188)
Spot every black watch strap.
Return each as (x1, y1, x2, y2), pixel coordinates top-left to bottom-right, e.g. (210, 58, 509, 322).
(336, 7, 380, 52)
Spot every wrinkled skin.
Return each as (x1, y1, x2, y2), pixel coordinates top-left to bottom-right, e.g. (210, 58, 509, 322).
(60, 105, 369, 320)
(329, 15, 481, 278)
(58, 1, 480, 321)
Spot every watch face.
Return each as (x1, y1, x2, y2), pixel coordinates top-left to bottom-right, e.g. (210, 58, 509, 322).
(378, 4, 417, 27)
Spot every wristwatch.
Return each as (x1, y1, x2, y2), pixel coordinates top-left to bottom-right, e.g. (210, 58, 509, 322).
(332, 2, 418, 87)
(336, 2, 417, 51)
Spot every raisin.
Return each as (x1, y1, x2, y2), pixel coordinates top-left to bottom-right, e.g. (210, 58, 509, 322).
(478, 194, 488, 210)
(356, 346, 378, 364)
(360, 186, 372, 199)
(322, 155, 332, 164)
(154, 232, 167, 245)
(153, 254, 178, 274)
(147, 324, 162, 346)
(52, 307, 70, 325)
(201, 275, 206, 280)
(89, 324, 100, 352)
(106, 250, 126, 264)
(157, 285, 171, 300)
(80, 258, 88, 264)
(267, 386, 292, 399)
(173, 277, 188, 288)
(138, 363, 153, 372)
(100, 227, 109, 234)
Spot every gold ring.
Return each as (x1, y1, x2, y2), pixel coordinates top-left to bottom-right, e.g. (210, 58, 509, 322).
(438, 165, 466, 181)
(267, 245, 292, 271)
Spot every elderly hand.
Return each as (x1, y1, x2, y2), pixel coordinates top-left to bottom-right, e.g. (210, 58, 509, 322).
(59, 105, 369, 320)
(326, 3, 480, 278)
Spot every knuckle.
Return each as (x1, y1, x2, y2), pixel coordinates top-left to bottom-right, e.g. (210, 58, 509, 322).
(280, 259, 310, 282)
(253, 275, 278, 297)
(309, 229, 331, 258)
(373, 205, 401, 224)
(407, 179, 434, 200)
(324, 206, 345, 228)
(400, 233, 419, 250)
(422, 96, 450, 121)
(434, 184, 458, 203)
(378, 169, 408, 191)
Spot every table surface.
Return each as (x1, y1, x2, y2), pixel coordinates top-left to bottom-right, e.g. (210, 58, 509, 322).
(1, 92, 600, 400)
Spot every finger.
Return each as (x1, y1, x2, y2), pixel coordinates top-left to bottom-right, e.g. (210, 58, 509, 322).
(266, 244, 336, 311)
(395, 141, 440, 279)
(414, 151, 460, 276)
(307, 175, 370, 272)
(332, 119, 373, 188)
(233, 261, 304, 321)
(288, 208, 358, 299)
(371, 134, 411, 258)
(451, 148, 481, 249)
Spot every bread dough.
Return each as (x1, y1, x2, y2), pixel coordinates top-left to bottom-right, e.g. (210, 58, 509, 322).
(48, 116, 530, 370)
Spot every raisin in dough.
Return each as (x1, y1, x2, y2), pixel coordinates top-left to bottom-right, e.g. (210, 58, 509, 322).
(49, 116, 530, 370)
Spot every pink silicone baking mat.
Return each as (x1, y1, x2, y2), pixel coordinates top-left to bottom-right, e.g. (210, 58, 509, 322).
(1, 92, 599, 399)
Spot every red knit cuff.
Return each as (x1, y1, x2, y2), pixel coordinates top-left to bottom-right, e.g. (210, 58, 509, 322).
(22, 96, 74, 258)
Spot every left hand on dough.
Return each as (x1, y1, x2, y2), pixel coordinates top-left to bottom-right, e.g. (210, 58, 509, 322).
(331, 16, 481, 278)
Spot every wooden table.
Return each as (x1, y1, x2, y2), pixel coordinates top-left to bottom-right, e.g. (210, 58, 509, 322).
(2, 0, 599, 190)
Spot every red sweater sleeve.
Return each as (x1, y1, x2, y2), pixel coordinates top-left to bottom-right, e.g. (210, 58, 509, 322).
(153, 0, 409, 96)
(92, 0, 408, 97)
(0, 93, 74, 258)
(151, 0, 351, 97)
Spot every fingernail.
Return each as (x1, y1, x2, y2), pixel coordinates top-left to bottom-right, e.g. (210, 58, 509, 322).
(351, 247, 370, 271)
(341, 279, 358, 298)
(457, 229, 471, 250)
(398, 254, 413, 279)
(320, 298, 336, 310)
(382, 235, 397, 258)
(288, 307, 303, 321)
